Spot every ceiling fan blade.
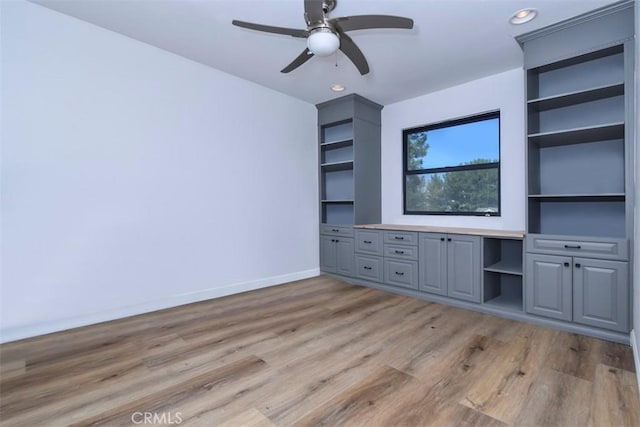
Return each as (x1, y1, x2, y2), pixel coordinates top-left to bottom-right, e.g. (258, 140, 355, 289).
(304, 0, 325, 26)
(338, 33, 369, 75)
(331, 15, 414, 32)
(232, 20, 308, 38)
(281, 48, 315, 73)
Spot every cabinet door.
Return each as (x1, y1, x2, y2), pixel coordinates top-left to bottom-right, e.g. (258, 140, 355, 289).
(447, 235, 481, 303)
(525, 254, 572, 321)
(573, 258, 628, 332)
(336, 238, 355, 277)
(320, 236, 337, 273)
(418, 233, 447, 296)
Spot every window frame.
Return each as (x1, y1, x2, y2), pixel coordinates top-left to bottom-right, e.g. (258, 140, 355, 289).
(402, 111, 501, 216)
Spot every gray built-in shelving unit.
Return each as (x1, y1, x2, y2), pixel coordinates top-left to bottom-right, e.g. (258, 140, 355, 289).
(518, 0, 635, 335)
(483, 238, 524, 313)
(317, 95, 382, 278)
(317, 94, 382, 226)
(526, 44, 628, 238)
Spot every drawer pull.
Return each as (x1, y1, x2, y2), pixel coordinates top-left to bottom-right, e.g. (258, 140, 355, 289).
(564, 244, 581, 249)
(363, 240, 372, 244)
(447, 238, 452, 242)
(363, 266, 372, 270)
(394, 250, 405, 254)
(332, 228, 339, 232)
(575, 263, 581, 268)
(394, 236, 405, 240)
(331, 239, 336, 242)
(440, 237, 445, 241)
(395, 271, 404, 276)
(564, 262, 570, 267)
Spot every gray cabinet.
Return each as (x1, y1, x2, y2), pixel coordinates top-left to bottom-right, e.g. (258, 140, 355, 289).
(447, 235, 481, 302)
(354, 229, 383, 282)
(573, 258, 628, 332)
(356, 254, 383, 282)
(526, 253, 572, 321)
(317, 95, 382, 227)
(320, 235, 354, 277)
(418, 233, 480, 302)
(526, 253, 629, 332)
(382, 230, 418, 290)
(418, 233, 447, 295)
(355, 229, 383, 255)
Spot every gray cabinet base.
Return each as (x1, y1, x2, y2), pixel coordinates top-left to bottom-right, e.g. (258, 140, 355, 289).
(323, 272, 631, 345)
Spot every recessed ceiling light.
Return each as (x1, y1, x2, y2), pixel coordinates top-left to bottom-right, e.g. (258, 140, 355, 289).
(510, 8, 538, 25)
(331, 84, 345, 92)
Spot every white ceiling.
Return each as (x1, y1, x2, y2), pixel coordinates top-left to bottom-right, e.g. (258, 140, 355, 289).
(31, 0, 617, 106)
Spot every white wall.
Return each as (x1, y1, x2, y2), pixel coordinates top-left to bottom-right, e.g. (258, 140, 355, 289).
(0, 1, 318, 342)
(381, 69, 525, 231)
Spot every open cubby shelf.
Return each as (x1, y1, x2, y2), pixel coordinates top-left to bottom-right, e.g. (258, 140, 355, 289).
(527, 45, 624, 100)
(483, 238, 524, 312)
(483, 271, 523, 313)
(528, 199, 626, 238)
(483, 291, 524, 313)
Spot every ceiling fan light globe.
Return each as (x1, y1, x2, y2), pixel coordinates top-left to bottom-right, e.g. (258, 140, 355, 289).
(307, 28, 339, 56)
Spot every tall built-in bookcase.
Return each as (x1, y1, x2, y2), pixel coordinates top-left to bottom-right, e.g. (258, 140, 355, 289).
(317, 94, 382, 226)
(526, 45, 627, 238)
(518, 0, 634, 334)
(317, 95, 382, 277)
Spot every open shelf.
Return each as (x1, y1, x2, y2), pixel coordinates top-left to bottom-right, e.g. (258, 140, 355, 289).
(528, 199, 626, 238)
(321, 199, 354, 203)
(528, 83, 624, 112)
(483, 271, 523, 313)
(322, 202, 354, 225)
(528, 122, 624, 147)
(527, 45, 624, 100)
(320, 160, 354, 172)
(528, 194, 625, 202)
(484, 260, 523, 276)
(321, 138, 353, 148)
(483, 238, 523, 311)
(321, 120, 353, 144)
(483, 291, 524, 313)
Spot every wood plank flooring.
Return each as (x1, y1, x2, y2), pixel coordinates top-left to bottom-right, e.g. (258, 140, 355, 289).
(1, 276, 638, 426)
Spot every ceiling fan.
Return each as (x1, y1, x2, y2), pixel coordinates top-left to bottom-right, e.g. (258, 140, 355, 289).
(232, 0, 414, 75)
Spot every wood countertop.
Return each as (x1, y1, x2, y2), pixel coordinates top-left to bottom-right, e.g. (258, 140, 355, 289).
(353, 224, 525, 239)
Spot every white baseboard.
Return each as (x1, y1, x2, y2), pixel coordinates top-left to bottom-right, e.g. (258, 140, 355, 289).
(632, 330, 640, 396)
(0, 268, 320, 344)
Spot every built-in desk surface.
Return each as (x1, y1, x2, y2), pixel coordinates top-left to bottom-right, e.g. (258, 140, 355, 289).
(353, 224, 525, 239)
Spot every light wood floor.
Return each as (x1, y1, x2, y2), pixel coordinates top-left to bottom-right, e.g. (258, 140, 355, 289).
(1, 276, 638, 426)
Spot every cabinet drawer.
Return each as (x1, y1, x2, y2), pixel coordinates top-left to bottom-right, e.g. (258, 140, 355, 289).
(355, 230, 383, 255)
(384, 230, 418, 246)
(356, 255, 383, 283)
(526, 234, 628, 260)
(384, 259, 418, 290)
(384, 244, 418, 260)
(320, 224, 354, 237)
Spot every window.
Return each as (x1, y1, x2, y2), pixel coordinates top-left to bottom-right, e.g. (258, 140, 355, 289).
(403, 111, 500, 215)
